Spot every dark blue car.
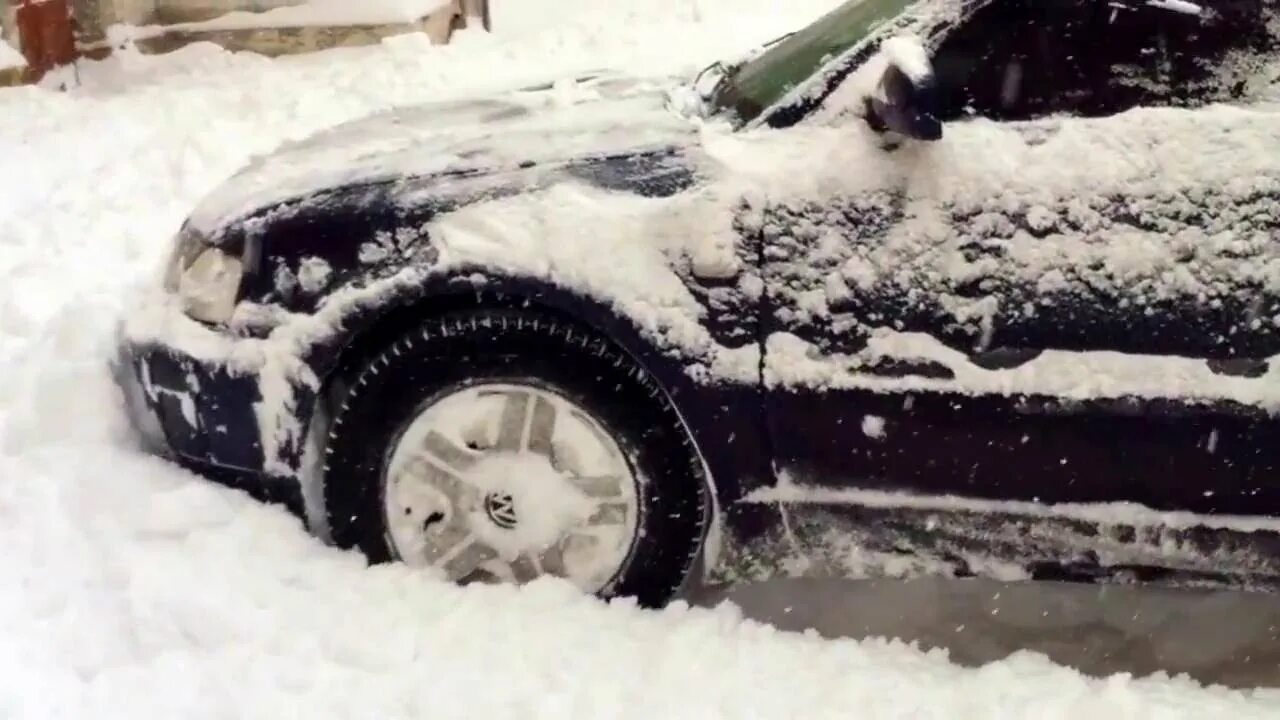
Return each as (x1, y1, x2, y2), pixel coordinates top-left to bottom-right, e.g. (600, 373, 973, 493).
(114, 0, 1280, 606)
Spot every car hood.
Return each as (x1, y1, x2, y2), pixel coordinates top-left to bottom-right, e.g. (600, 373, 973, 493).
(188, 73, 698, 235)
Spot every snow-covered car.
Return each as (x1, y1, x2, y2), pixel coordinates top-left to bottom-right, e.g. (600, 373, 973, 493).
(114, 0, 1280, 606)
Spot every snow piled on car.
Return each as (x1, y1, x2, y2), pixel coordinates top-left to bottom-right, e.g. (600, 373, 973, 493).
(741, 101, 1280, 406)
(151, 17, 1280, 418)
(3, 1, 1280, 718)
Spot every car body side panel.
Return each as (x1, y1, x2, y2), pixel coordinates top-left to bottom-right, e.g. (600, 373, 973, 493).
(746, 89, 1280, 586)
(762, 388, 1280, 512)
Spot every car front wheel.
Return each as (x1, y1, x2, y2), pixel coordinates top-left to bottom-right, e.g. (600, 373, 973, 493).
(322, 308, 708, 607)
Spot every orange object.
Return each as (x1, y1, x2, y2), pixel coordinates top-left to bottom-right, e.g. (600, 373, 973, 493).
(14, 0, 76, 81)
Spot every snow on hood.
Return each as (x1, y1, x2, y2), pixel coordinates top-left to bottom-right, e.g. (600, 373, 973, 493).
(188, 74, 696, 234)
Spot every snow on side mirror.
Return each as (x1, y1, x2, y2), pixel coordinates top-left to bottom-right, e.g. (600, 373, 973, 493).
(864, 36, 943, 142)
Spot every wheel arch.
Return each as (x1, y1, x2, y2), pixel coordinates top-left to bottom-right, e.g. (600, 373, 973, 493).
(308, 273, 698, 402)
(295, 271, 723, 567)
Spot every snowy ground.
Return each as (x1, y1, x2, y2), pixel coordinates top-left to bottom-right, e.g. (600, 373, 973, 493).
(2, 1, 1280, 717)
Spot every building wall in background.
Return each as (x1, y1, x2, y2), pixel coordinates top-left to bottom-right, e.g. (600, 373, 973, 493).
(1, 3, 16, 47)
(2, 0, 487, 84)
(6, 0, 76, 80)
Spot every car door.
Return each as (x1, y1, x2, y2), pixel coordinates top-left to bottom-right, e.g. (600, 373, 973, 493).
(759, 0, 1280, 522)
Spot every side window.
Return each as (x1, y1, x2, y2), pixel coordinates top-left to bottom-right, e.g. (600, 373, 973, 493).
(929, 0, 1276, 122)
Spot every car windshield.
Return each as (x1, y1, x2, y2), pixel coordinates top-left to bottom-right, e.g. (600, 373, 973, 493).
(710, 0, 917, 122)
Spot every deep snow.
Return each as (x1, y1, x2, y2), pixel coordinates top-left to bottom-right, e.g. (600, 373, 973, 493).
(2, 1, 1280, 717)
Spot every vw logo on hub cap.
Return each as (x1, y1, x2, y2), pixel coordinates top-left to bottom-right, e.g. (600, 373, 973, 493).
(484, 492, 518, 530)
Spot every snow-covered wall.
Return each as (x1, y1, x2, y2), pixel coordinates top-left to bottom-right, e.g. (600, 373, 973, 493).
(74, 0, 379, 30)
(152, 0, 457, 24)
(74, 0, 472, 45)
(158, 0, 327, 24)
(1, 0, 485, 78)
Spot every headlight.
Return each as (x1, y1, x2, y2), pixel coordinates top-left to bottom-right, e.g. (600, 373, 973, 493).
(164, 230, 243, 324)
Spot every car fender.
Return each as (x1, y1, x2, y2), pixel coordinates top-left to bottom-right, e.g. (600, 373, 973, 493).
(287, 268, 754, 568)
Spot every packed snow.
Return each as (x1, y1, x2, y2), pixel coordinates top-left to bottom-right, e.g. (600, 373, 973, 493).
(3, 0, 1280, 717)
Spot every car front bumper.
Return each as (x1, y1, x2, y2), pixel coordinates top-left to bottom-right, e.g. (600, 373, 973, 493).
(113, 334, 266, 472)
(113, 324, 310, 517)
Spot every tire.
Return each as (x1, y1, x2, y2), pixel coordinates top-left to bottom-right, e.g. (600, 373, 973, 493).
(323, 308, 708, 607)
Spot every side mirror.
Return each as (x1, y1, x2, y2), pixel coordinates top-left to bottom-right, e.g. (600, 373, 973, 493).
(865, 42, 943, 141)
